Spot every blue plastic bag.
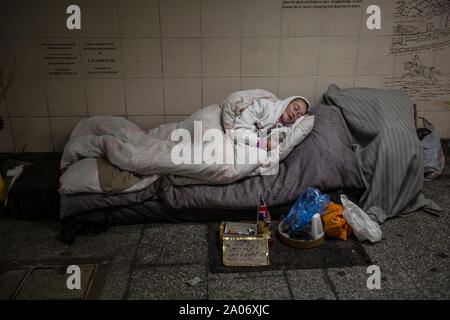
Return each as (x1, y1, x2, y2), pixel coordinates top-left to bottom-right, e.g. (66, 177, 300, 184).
(282, 188, 330, 236)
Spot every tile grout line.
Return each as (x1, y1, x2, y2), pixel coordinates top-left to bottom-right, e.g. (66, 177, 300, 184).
(8, 73, 409, 80)
(321, 268, 339, 300)
(335, 288, 426, 299)
(9, 267, 34, 300)
(158, 0, 167, 123)
(121, 225, 145, 300)
(239, 5, 242, 89)
(277, 3, 283, 97)
(83, 264, 99, 300)
(200, 0, 204, 108)
(395, 254, 431, 294)
(44, 90, 55, 152)
(114, 0, 128, 118)
(2, 35, 402, 40)
(352, 2, 365, 88)
(282, 270, 295, 300)
(3, 84, 16, 151)
(80, 46, 94, 119)
(204, 224, 210, 300)
(238, 1, 242, 91)
(79, 37, 90, 117)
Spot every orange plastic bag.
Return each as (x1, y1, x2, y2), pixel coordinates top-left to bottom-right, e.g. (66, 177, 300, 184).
(321, 202, 352, 241)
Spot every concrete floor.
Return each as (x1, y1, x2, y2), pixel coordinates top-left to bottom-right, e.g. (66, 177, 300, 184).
(0, 156, 449, 300)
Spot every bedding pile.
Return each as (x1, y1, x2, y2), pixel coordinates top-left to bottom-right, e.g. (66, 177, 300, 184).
(323, 84, 442, 223)
(59, 103, 364, 219)
(58, 85, 443, 242)
(59, 89, 314, 194)
(59, 85, 441, 225)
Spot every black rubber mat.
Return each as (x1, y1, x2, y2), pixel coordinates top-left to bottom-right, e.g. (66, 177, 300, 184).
(208, 220, 372, 273)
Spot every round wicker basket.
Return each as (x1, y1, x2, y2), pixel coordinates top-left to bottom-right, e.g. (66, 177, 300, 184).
(277, 220, 325, 248)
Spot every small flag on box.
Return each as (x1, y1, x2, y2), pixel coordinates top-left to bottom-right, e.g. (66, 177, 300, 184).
(258, 191, 271, 227)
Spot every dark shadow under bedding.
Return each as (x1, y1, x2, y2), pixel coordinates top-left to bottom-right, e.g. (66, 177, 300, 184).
(59, 188, 363, 244)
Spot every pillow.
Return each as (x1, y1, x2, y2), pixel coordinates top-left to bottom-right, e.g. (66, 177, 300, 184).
(278, 115, 315, 161)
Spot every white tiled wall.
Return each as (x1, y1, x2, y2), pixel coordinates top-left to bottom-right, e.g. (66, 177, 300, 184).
(46, 79, 87, 116)
(85, 79, 126, 116)
(202, 38, 240, 76)
(124, 78, 164, 116)
(10, 117, 53, 152)
(162, 38, 201, 76)
(280, 37, 320, 76)
(50, 116, 87, 151)
(0, 0, 449, 152)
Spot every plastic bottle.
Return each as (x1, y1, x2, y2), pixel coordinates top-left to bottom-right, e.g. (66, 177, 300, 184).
(310, 213, 324, 240)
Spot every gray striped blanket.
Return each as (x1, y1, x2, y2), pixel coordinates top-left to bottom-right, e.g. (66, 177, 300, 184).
(323, 84, 442, 223)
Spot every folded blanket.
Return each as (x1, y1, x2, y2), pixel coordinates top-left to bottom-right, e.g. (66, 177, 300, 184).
(97, 158, 143, 194)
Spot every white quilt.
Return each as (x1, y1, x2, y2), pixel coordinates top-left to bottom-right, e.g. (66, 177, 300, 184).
(60, 89, 314, 194)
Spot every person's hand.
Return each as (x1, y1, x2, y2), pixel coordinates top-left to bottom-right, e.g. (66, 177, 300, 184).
(267, 138, 280, 151)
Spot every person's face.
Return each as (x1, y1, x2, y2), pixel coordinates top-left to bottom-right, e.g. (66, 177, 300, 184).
(282, 99, 308, 124)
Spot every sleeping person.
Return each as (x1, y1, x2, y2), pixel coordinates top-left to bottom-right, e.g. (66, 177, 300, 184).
(231, 96, 311, 151)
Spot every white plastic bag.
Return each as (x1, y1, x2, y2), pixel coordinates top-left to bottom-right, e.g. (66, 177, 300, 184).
(341, 195, 382, 243)
(417, 117, 445, 180)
